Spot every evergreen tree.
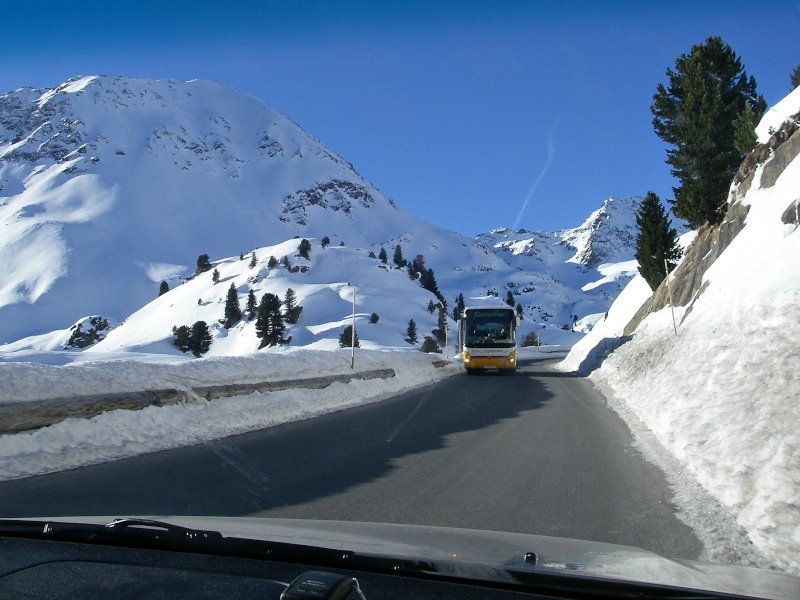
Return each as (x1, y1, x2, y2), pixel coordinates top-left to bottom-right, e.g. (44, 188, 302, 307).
(246, 289, 257, 319)
(420, 336, 441, 354)
(368, 250, 376, 259)
(405, 319, 418, 344)
(733, 101, 758, 154)
(427, 300, 436, 313)
(158, 280, 169, 296)
(172, 325, 191, 353)
(338, 324, 360, 348)
(419, 268, 445, 305)
(280, 255, 291, 269)
(196, 254, 212, 274)
(378, 247, 388, 264)
(188, 321, 212, 357)
(249, 252, 257, 268)
(393, 244, 405, 268)
(212, 268, 220, 283)
(298, 238, 311, 259)
(267, 256, 278, 269)
(369, 312, 379, 324)
(452, 293, 466, 321)
(516, 304, 524, 320)
(223, 283, 242, 328)
(505, 290, 515, 307)
(432, 307, 447, 346)
(791, 64, 800, 89)
(521, 331, 540, 347)
(255, 293, 287, 348)
(283, 288, 303, 324)
(651, 36, 766, 228)
(239, 252, 244, 261)
(321, 235, 330, 248)
(635, 192, 682, 291)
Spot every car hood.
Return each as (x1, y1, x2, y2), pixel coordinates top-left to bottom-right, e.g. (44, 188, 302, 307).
(23, 516, 800, 599)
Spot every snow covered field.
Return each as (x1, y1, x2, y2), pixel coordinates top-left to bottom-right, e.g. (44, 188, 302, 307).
(0, 349, 458, 482)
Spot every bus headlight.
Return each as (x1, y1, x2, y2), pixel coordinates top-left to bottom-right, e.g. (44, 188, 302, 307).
(463, 352, 471, 363)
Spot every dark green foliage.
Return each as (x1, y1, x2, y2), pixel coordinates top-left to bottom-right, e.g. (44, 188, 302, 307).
(516, 304, 524, 320)
(280, 255, 291, 269)
(378, 247, 388, 264)
(369, 312, 379, 324)
(196, 254, 212, 274)
(521, 331, 540, 347)
(733, 101, 758, 154)
(432, 308, 447, 346)
(651, 36, 766, 227)
(172, 325, 191, 353)
(339, 324, 360, 348)
(635, 192, 682, 291)
(249, 252, 257, 268)
(267, 256, 278, 269)
(223, 283, 242, 328)
(393, 244, 405, 268)
(298, 238, 311, 259)
(283, 288, 303, 324)
(174, 322, 213, 356)
(368, 250, 376, 259)
(427, 300, 436, 313)
(321, 235, 330, 248)
(255, 293, 288, 348)
(158, 280, 169, 296)
(420, 336, 441, 354)
(452, 293, 465, 321)
(239, 252, 244, 260)
(791, 64, 800, 89)
(189, 321, 213, 357)
(339, 240, 345, 246)
(246, 289, 257, 319)
(212, 268, 220, 283)
(505, 291, 515, 307)
(419, 268, 445, 305)
(405, 319, 418, 344)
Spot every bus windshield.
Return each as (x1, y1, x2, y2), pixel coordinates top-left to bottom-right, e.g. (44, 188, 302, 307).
(464, 309, 516, 348)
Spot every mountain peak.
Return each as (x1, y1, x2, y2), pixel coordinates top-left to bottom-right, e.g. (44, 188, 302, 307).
(560, 196, 641, 267)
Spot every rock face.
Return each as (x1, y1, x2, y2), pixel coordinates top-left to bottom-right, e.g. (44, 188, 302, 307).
(623, 113, 800, 336)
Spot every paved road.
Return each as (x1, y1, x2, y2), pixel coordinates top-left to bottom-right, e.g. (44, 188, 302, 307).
(0, 356, 701, 559)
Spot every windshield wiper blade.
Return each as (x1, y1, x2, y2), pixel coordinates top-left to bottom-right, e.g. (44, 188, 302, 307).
(0, 517, 439, 574)
(0, 517, 223, 550)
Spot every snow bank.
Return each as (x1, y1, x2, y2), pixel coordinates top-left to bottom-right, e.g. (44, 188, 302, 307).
(0, 349, 458, 481)
(567, 143, 800, 572)
(756, 85, 800, 143)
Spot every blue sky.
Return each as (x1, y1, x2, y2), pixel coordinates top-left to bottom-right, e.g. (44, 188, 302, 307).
(2, 1, 798, 235)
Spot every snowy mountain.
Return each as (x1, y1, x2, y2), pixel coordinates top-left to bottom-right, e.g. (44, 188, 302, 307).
(474, 196, 641, 332)
(0, 75, 509, 342)
(0, 75, 640, 354)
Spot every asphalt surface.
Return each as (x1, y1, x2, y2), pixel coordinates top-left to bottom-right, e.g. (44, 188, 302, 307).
(0, 356, 702, 559)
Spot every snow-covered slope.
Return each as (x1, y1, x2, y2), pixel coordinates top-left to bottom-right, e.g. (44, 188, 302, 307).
(0, 75, 509, 342)
(560, 91, 800, 573)
(0, 76, 642, 354)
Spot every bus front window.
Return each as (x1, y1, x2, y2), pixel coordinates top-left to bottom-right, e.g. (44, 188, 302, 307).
(464, 316, 515, 347)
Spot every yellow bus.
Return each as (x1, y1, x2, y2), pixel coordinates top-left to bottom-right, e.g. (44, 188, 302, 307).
(458, 306, 518, 375)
